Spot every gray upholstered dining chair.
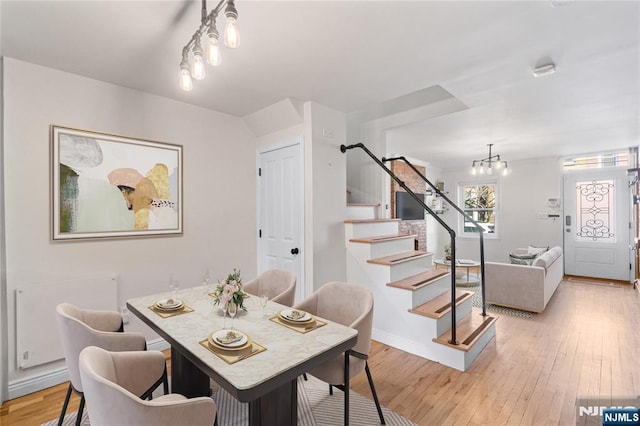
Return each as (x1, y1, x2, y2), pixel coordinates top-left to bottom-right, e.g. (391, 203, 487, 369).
(56, 303, 168, 426)
(79, 346, 217, 426)
(243, 269, 297, 306)
(293, 281, 385, 425)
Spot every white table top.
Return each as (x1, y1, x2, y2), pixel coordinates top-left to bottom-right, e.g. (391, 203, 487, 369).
(127, 285, 357, 400)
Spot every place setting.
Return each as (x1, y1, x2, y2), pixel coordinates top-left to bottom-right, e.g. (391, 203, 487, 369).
(199, 329, 266, 365)
(148, 297, 194, 318)
(269, 308, 326, 334)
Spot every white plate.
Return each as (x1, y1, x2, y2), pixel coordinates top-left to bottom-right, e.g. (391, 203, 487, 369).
(280, 309, 312, 322)
(155, 298, 183, 310)
(212, 330, 248, 348)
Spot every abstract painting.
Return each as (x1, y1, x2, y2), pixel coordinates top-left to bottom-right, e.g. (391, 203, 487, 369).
(51, 125, 182, 240)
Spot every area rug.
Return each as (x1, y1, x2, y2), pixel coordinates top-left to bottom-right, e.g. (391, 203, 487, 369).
(468, 285, 535, 319)
(45, 376, 415, 426)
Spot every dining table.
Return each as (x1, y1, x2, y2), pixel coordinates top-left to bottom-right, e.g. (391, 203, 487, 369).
(126, 284, 358, 426)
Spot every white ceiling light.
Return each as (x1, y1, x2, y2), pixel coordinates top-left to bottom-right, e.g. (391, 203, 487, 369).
(533, 63, 556, 77)
(179, 0, 239, 92)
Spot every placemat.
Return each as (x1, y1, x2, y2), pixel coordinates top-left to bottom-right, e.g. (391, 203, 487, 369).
(199, 339, 266, 365)
(147, 304, 194, 318)
(269, 315, 327, 334)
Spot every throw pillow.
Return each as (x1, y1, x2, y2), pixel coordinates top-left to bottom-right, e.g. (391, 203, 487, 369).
(509, 252, 537, 265)
(527, 245, 549, 257)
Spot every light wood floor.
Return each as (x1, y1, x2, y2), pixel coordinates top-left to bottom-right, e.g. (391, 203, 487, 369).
(2, 278, 639, 425)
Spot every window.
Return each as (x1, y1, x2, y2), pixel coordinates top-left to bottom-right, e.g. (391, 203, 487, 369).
(459, 182, 497, 236)
(563, 151, 628, 171)
(575, 179, 615, 242)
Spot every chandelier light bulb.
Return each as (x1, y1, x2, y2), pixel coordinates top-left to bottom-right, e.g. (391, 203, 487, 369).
(502, 164, 509, 176)
(224, 16, 239, 48)
(179, 61, 193, 92)
(495, 161, 502, 169)
(487, 164, 493, 175)
(191, 41, 206, 80)
(178, 0, 239, 92)
(471, 164, 477, 175)
(207, 25, 222, 66)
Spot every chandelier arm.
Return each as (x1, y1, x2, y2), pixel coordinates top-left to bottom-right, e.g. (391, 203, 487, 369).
(181, 0, 228, 55)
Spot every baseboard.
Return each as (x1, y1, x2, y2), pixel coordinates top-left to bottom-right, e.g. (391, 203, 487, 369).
(8, 338, 169, 400)
(8, 366, 69, 400)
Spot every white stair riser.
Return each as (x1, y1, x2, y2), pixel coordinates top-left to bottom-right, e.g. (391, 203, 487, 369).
(346, 205, 378, 220)
(410, 275, 451, 308)
(433, 296, 473, 337)
(462, 323, 496, 370)
(345, 221, 399, 241)
(348, 238, 415, 259)
(389, 256, 433, 282)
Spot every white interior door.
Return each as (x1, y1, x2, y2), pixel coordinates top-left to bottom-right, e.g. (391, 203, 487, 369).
(563, 168, 631, 281)
(258, 141, 304, 302)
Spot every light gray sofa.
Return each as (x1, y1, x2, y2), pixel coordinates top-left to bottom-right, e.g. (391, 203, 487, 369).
(485, 246, 563, 313)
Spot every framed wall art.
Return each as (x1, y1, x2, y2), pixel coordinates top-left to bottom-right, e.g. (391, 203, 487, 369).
(51, 125, 183, 240)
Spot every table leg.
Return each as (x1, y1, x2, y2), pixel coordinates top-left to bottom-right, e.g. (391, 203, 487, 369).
(248, 379, 298, 426)
(170, 347, 210, 398)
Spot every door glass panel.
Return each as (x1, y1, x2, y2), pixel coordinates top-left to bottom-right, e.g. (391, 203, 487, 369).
(575, 179, 615, 242)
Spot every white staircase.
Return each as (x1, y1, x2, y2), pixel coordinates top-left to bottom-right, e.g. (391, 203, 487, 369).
(345, 205, 497, 371)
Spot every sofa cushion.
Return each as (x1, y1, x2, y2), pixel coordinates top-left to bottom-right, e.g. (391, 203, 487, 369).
(532, 246, 562, 269)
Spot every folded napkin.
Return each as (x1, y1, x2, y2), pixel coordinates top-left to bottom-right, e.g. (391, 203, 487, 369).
(286, 310, 306, 320)
(216, 331, 243, 345)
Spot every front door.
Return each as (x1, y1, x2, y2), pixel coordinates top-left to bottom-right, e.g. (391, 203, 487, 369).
(258, 140, 304, 302)
(563, 168, 631, 281)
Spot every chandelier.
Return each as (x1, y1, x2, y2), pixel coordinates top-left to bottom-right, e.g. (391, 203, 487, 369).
(179, 0, 239, 92)
(471, 144, 509, 176)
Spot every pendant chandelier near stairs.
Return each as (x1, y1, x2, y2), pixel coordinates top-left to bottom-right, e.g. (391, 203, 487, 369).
(471, 144, 510, 176)
(179, 0, 239, 92)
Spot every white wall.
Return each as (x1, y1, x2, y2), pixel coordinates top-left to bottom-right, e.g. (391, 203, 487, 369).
(304, 102, 347, 290)
(0, 1, 8, 402)
(3, 58, 258, 396)
(437, 156, 564, 262)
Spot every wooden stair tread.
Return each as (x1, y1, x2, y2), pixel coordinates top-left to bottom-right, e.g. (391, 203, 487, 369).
(387, 269, 450, 290)
(409, 290, 473, 319)
(367, 250, 431, 265)
(350, 233, 417, 244)
(433, 313, 498, 352)
(343, 218, 401, 224)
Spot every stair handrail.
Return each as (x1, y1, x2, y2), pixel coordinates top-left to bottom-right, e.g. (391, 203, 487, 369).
(382, 155, 487, 316)
(341, 143, 461, 345)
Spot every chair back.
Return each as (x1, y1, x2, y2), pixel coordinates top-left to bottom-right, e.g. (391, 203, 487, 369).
(243, 269, 297, 306)
(294, 281, 374, 384)
(79, 346, 216, 426)
(314, 281, 374, 357)
(56, 303, 144, 391)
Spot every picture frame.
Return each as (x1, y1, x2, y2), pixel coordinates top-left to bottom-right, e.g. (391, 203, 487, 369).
(51, 125, 183, 240)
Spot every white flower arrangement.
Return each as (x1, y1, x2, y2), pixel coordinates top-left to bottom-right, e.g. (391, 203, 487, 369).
(211, 268, 247, 310)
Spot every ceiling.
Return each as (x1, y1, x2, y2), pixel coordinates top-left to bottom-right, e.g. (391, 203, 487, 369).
(2, 1, 638, 169)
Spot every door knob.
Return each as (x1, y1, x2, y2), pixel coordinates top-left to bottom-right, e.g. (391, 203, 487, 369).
(291, 248, 299, 255)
